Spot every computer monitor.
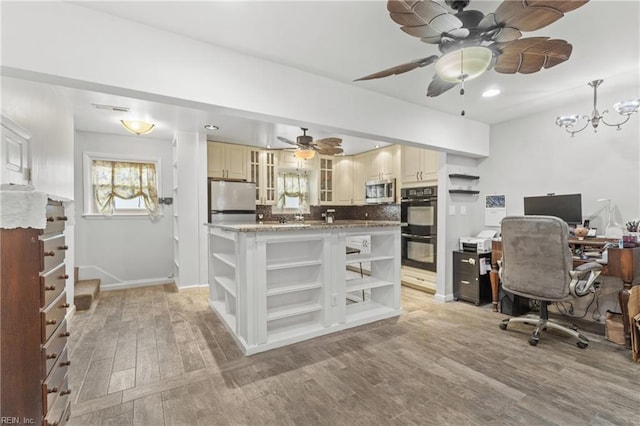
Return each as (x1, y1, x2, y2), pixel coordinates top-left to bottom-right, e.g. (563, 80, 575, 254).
(523, 193, 583, 225)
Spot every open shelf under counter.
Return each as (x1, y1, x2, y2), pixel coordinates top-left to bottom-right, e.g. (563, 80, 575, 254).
(266, 258, 323, 270)
(266, 302, 323, 322)
(345, 300, 401, 324)
(267, 281, 322, 296)
(212, 252, 236, 268)
(346, 276, 394, 293)
(208, 298, 237, 332)
(345, 254, 395, 264)
(213, 275, 236, 297)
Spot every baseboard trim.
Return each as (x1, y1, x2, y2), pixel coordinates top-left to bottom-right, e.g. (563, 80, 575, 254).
(177, 283, 209, 291)
(434, 292, 455, 303)
(101, 278, 175, 292)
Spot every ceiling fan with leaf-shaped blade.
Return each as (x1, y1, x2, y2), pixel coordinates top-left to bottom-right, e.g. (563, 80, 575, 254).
(355, 0, 588, 98)
(277, 128, 344, 158)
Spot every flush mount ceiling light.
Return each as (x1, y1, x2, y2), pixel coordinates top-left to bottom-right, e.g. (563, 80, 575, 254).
(293, 147, 316, 160)
(434, 46, 493, 84)
(482, 88, 501, 98)
(204, 124, 219, 130)
(556, 79, 640, 137)
(120, 120, 155, 135)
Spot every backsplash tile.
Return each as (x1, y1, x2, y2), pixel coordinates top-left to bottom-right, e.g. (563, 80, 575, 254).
(256, 204, 400, 222)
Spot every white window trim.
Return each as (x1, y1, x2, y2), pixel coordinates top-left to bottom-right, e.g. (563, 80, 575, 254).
(82, 151, 163, 217)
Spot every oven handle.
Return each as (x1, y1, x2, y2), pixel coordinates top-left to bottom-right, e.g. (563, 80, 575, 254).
(401, 197, 437, 203)
(401, 233, 435, 240)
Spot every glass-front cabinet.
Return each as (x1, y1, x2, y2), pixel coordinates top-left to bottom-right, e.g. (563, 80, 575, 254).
(248, 149, 277, 205)
(319, 156, 333, 204)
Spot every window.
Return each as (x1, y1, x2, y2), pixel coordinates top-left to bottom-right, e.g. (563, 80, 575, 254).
(83, 152, 161, 217)
(274, 170, 310, 213)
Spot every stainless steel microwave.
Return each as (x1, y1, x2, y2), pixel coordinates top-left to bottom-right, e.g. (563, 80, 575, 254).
(365, 178, 396, 204)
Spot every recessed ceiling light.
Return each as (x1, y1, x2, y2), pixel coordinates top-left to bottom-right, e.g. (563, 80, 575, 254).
(375, 144, 380, 148)
(204, 124, 219, 130)
(482, 89, 501, 98)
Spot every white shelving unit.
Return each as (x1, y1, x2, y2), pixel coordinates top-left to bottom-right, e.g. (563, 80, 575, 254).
(206, 224, 401, 355)
(171, 137, 179, 285)
(208, 228, 238, 332)
(344, 229, 400, 323)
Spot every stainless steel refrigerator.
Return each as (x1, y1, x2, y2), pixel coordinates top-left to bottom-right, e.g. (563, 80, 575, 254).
(209, 180, 256, 224)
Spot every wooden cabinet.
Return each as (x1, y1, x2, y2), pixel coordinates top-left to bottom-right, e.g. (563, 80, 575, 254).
(1, 198, 71, 425)
(401, 146, 438, 184)
(352, 155, 367, 205)
(401, 265, 436, 293)
(334, 156, 353, 205)
(453, 251, 492, 305)
(247, 149, 277, 205)
(278, 150, 317, 170)
(207, 141, 247, 180)
(366, 146, 395, 181)
(318, 155, 334, 204)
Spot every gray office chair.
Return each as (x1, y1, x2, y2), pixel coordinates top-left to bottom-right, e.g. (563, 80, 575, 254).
(498, 216, 603, 348)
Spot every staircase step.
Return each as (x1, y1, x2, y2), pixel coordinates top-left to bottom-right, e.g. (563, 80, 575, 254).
(75, 278, 100, 311)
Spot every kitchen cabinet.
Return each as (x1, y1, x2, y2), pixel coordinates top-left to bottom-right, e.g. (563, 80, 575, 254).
(366, 146, 395, 181)
(207, 141, 247, 180)
(278, 150, 317, 170)
(334, 156, 353, 205)
(248, 149, 277, 205)
(352, 155, 367, 205)
(401, 265, 436, 293)
(1, 197, 71, 426)
(401, 146, 438, 184)
(318, 155, 334, 204)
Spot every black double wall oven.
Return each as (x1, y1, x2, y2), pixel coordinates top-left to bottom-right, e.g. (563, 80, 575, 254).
(401, 186, 437, 272)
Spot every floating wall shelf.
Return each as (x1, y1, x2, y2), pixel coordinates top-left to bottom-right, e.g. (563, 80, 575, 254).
(448, 174, 480, 180)
(449, 189, 480, 194)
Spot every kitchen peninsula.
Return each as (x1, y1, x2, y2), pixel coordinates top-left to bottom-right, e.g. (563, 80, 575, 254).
(206, 220, 401, 355)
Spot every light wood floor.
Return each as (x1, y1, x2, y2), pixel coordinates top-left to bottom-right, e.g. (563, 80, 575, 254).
(67, 285, 639, 425)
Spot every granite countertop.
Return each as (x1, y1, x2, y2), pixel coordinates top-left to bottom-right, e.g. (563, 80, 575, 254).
(206, 220, 401, 232)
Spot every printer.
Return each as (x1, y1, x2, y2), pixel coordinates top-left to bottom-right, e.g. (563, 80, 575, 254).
(459, 230, 497, 253)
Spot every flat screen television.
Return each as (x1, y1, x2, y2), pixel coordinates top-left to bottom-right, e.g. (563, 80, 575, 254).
(523, 193, 582, 225)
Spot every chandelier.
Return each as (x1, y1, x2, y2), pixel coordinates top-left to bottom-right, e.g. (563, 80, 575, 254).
(556, 79, 640, 137)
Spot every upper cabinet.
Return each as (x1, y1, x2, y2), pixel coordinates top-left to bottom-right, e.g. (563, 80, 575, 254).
(334, 156, 353, 205)
(318, 155, 334, 204)
(352, 155, 366, 205)
(401, 146, 438, 184)
(278, 150, 317, 170)
(207, 141, 247, 180)
(247, 148, 278, 205)
(365, 146, 396, 181)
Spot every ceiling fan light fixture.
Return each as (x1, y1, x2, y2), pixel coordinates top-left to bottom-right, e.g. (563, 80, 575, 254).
(120, 119, 155, 135)
(294, 148, 316, 160)
(434, 46, 493, 83)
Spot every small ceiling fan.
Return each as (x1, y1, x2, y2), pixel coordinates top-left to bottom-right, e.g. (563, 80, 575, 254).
(355, 0, 589, 98)
(277, 128, 344, 158)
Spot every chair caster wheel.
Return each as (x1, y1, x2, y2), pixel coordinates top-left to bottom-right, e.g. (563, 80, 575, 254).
(576, 341, 588, 349)
(499, 322, 507, 330)
(529, 333, 539, 346)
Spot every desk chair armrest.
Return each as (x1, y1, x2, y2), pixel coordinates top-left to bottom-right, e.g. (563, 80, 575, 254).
(569, 262, 603, 298)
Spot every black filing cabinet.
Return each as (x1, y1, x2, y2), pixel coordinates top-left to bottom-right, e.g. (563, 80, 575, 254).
(453, 251, 492, 305)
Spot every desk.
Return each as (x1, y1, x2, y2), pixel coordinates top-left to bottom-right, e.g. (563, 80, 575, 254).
(490, 239, 640, 349)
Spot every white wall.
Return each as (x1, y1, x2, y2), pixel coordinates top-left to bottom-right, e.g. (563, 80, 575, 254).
(1, 76, 75, 304)
(477, 83, 640, 234)
(74, 131, 174, 288)
(1, 1, 489, 157)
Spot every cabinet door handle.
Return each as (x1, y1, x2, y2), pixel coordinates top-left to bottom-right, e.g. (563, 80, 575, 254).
(58, 245, 69, 250)
(46, 319, 57, 325)
(57, 216, 68, 221)
(47, 216, 55, 222)
(420, 171, 423, 180)
(44, 251, 55, 257)
(61, 303, 70, 308)
(461, 280, 470, 285)
(416, 172, 419, 181)
(60, 332, 71, 338)
(45, 285, 56, 291)
(60, 361, 71, 367)
(60, 274, 69, 280)
(60, 389, 72, 396)
(47, 387, 58, 394)
(46, 352, 57, 359)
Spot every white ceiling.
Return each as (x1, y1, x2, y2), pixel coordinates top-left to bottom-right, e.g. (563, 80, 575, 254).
(65, 0, 639, 153)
